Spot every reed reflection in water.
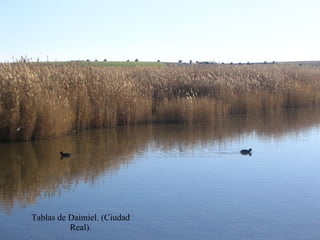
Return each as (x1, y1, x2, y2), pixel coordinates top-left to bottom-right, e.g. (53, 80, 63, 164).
(0, 125, 154, 214)
(1, 108, 320, 239)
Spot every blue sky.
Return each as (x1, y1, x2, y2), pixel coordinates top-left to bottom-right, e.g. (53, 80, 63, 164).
(1, 0, 319, 63)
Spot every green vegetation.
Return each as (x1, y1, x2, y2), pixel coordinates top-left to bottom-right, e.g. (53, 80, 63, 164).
(84, 61, 164, 67)
(44, 60, 165, 67)
(1, 62, 320, 142)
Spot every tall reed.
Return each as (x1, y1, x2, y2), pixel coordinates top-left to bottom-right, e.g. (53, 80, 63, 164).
(1, 62, 320, 141)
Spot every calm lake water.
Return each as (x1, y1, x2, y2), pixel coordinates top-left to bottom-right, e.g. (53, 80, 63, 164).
(1, 109, 320, 240)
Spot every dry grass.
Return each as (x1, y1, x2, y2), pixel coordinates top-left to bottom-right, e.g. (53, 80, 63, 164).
(1, 62, 320, 141)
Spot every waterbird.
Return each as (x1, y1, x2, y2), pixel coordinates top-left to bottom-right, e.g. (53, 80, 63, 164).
(60, 152, 71, 158)
(240, 148, 252, 156)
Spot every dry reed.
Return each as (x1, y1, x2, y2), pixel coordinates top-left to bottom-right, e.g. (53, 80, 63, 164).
(1, 62, 320, 141)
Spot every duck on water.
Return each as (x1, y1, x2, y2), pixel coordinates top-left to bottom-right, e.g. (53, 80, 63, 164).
(240, 148, 252, 156)
(60, 152, 71, 158)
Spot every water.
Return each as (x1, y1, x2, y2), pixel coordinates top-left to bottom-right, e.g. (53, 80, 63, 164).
(1, 109, 320, 240)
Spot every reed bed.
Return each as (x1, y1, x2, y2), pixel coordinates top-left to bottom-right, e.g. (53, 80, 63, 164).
(1, 62, 320, 141)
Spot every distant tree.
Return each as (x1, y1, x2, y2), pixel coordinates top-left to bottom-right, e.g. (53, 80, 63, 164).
(104, 59, 107, 62)
(157, 60, 160, 63)
(239, 62, 242, 65)
(95, 59, 98, 62)
(126, 59, 130, 62)
(189, 60, 192, 64)
(230, 62, 233, 65)
(178, 60, 183, 63)
(247, 61, 250, 65)
(264, 61, 267, 64)
(135, 59, 139, 62)
(86, 59, 90, 62)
